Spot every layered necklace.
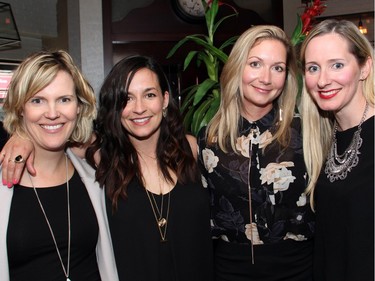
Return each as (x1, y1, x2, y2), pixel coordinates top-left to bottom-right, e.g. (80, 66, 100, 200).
(144, 172, 171, 242)
(325, 102, 369, 182)
(28, 154, 72, 281)
(138, 151, 171, 242)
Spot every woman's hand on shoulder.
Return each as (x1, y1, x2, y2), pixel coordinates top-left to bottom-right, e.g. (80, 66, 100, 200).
(0, 134, 35, 187)
(186, 134, 198, 160)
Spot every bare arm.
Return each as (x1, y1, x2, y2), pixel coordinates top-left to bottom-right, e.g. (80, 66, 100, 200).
(186, 134, 198, 160)
(0, 134, 35, 187)
(0, 133, 97, 187)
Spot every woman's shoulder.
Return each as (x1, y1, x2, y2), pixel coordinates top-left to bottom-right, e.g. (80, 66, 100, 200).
(186, 134, 198, 160)
(66, 148, 96, 178)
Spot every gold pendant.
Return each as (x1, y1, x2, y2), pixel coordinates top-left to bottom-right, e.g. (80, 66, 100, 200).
(158, 218, 167, 227)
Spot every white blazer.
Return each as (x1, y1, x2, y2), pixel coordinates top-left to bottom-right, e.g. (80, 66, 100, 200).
(0, 148, 119, 281)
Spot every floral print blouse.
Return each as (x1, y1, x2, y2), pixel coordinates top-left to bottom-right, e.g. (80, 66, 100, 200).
(198, 109, 315, 245)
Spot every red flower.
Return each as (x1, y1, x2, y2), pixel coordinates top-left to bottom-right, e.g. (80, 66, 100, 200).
(300, 0, 327, 34)
(206, 0, 237, 13)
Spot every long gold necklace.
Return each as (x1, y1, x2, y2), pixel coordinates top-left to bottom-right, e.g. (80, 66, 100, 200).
(28, 155, 71, 281)
(144, 172, 171, 242)
(247, 127, 258, 265)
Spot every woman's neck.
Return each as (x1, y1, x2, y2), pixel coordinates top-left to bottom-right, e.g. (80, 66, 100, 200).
(20, 149, 72, 188)
(335, 99, 374, 131)
(241, 103, 273, 122)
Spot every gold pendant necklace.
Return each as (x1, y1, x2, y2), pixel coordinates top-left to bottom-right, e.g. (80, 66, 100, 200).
(144, 174, 171, 242)
(28, 154, 71, 281)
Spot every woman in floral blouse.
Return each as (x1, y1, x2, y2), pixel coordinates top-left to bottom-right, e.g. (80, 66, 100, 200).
(198, 25, 315, 280)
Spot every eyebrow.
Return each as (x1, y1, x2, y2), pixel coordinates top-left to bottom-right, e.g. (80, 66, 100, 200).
(247, 56, 286, 65)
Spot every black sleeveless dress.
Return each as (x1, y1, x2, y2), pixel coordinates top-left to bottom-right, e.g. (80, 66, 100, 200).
(313, 116, 374, 281)
(106, 179, 213, 281)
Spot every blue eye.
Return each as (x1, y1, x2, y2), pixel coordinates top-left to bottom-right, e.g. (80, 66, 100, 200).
(306, 65, 319, 73)
(332, 62, 344, 70)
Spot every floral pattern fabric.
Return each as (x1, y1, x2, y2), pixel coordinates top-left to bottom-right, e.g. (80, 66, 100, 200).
(198, 109, 315, 245)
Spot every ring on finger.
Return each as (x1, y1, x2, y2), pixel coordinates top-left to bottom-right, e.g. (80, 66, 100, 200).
(9, 155, 25, 164)
(15, 155, 25, 164)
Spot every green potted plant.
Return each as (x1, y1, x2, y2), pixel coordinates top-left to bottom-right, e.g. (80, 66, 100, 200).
(167, 0, 238, 135)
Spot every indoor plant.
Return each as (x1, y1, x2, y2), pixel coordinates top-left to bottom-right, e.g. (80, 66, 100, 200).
(167, 0, 238, 135)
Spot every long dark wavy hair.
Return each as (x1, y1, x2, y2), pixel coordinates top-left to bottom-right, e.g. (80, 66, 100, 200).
(86, 55, 200, 210)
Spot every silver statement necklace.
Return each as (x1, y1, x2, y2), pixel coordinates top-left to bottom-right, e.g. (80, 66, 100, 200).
(28, 155, 71, 281)
(325, 103, 369, 182)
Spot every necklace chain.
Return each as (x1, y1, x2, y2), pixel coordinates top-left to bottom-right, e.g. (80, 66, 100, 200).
(144, 172, 171, 242)
(138, 153, 171, 242)
(28, 154, 71, 281)
(247, 127, 258, 265)
(325, 103, 369, 182)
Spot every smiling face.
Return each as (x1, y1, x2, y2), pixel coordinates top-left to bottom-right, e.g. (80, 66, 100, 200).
(241, 38, 287, 120)
(304, 33, 368, 115)
(22, 70, 79, 152)
(121, 68, 169, 144)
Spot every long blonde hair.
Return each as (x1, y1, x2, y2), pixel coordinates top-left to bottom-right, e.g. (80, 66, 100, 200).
(300, 19, 374, 209)
(205, 25, 299, 153)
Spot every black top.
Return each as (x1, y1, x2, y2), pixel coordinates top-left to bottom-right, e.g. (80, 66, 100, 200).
(313, 116, 374, 281)
(198, 109, 315, 280)
(7, 170, 101, 281)
(0, 121, 8, 150)
(106, 179, 214, 281)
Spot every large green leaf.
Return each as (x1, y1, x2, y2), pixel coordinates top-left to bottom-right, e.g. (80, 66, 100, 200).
(191, 98, 213, 135)
(200, 95, 220, 126)
(166, 34, 205, 59)
(180, 85, 199, 112)
(291, 15, 304, 46)
(193, 79, 217, 105)
(183, 36, 228, 63)
(213, 13, 238, 35)
(182, 105, 195, 132)
(220, 36, 239, 50)
(183, 51, 199, 71)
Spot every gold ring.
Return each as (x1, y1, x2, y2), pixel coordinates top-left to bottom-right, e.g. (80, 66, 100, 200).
(14, 155, 25, 164)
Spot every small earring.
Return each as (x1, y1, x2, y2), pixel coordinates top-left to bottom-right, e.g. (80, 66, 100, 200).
(162, 107, 167, 118)
(279, 108, 283, 122)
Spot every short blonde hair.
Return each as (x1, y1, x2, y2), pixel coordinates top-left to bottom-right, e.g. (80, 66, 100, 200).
(3, 50, 96, 143)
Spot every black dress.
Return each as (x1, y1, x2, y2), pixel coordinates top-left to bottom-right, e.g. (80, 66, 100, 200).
(313, 116, 374, 281)
(7, 171, 101, 281)
(106, 179, 213, 281)
(198, 109, 315, 281)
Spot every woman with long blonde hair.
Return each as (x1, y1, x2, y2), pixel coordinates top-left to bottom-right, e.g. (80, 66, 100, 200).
(198, 25, 315, 280)
(300, 19, 374, 280)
